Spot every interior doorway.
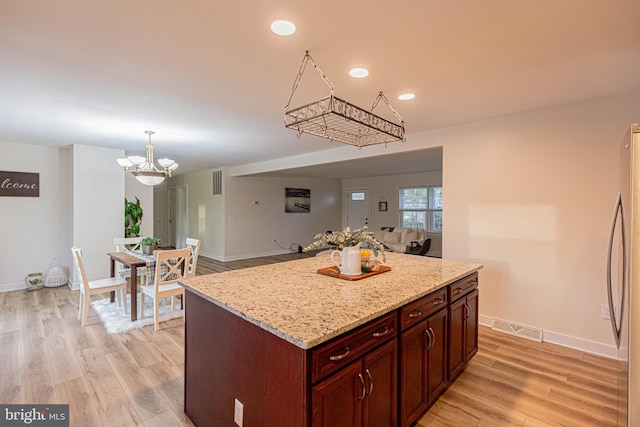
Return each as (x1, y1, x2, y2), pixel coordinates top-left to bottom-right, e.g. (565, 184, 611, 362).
(346, 187, 370, 230)
(153, 184, 187, 249)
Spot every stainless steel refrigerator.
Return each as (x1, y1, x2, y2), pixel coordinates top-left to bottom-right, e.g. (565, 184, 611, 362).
(607, 124, 640, 426)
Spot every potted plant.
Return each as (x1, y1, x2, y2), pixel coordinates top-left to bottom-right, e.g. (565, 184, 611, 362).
(124, 197, 143, 237)
(25, 272, 44, 291)
(140, 237, 162, 255)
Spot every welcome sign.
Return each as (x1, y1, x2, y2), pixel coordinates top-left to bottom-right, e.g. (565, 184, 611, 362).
(0, 171, 39, 197)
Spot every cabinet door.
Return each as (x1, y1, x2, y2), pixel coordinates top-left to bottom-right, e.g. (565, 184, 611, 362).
(426, 308, 448, 405)
(464, 290, 479, 362)
(400, 319, 428, 426)
(312, 361, 363, 427)
(363, 340, 397, 427)
(448, 297, 466, 381)
(448, 290, 479, 381)
(400, 308, 448, 427)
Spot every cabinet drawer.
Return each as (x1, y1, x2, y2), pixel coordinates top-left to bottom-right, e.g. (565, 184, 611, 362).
(448, 272, 478, 303)
(311, 312, 397, 383)
(400, 288, 447, 331)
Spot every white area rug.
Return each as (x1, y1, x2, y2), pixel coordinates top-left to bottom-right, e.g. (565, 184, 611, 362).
(91, 294, 184, 333)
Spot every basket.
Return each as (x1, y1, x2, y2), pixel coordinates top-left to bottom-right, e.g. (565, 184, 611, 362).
(44, 257, 68, 288)
(25, 272, 44, 291)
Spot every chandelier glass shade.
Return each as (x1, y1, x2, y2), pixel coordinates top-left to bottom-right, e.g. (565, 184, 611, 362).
(116, 131, 178, 186)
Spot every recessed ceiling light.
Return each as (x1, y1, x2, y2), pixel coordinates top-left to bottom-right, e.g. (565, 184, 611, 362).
(349, 68, 369, 78)
(270, 20, 296, 36)
(398, 93, 415, 100)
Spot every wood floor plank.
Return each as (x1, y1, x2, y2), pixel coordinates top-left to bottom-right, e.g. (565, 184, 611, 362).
(54, 376, 103, 426)
(105, 342, 168, 422)
(99, 402, 144, 426)
(76, 346, 129, 413)
(46, 333, 84, 385)
(21, 333, 56, 404)
(0, 290, 20, 333)
(142, 361, 191, 425)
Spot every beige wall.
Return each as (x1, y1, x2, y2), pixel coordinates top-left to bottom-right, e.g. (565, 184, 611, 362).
(425, 91, 640, 355)
(172, 169, 342, 260)
(0, 142, 125, 290)
(0, 142, 72, 290)
(71, 145, 125, 286)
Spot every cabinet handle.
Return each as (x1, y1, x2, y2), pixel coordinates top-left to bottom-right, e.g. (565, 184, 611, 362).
(453, 287, 464, 295)
(358, 374, 366, 401)
(425, 328, 433, 350)
(329, 346, 350, 361)
(408, 310, 422, 319)
(429, 328, 436, 349)
(431, 297, 444, 305)
(372, 326, 389, 338)
(365, 369, 374, 396)
(464, 303, 471, 320)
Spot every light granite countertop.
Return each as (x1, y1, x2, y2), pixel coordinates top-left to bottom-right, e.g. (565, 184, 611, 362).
(179, 253, 482, 349)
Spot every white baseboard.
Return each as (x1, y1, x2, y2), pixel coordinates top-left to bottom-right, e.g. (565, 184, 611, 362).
(1, 279, 77, 293)
(67, 279, 79, 291)
(0, 282, 25, 292)
(479, 315, 618, 360)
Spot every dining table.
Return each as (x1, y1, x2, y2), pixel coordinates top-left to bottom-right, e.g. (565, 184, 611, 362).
(107, 251, 148, 321)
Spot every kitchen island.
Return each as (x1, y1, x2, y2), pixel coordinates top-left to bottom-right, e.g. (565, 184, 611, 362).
(180, 253, 482, 427)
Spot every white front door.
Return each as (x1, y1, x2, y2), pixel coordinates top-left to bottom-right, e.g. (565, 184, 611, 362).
(346, 188, 370, 230)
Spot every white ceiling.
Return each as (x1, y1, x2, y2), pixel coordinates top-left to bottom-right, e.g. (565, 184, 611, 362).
(2, 1, 639, 177)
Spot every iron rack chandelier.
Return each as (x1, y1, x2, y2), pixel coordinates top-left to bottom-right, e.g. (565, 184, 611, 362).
(116, 131, 178, 186)
(284, 51, 405, 148)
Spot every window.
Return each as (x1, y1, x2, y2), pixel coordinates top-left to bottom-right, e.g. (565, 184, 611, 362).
(399, 186, 442, 232)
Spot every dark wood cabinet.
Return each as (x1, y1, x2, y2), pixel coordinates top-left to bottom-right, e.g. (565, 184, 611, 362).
(184, 269, 480, 427)
(399, 307, 448, 427)
(448, 287, 479, 381)
(313, 339, 397, 427)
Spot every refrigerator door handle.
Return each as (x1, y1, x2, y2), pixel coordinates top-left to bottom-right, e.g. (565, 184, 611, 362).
(607, 191, 625, 349)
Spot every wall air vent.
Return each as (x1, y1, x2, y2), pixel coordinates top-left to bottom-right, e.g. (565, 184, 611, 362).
(213, 170, 222, 195)
(491, 319, 543, 342)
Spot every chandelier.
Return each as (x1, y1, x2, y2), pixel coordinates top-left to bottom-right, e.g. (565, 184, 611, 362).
(116, 131, 178, 186)
(284, 51, 405, 148)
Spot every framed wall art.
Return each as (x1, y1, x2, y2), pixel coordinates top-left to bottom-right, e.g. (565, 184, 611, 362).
(285, 188, 310, 213)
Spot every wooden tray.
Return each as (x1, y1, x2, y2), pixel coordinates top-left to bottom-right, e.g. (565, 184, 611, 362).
(317, 265, 391, 281)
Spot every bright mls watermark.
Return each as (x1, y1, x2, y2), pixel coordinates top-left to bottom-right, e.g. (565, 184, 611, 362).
(1, 405, 69, 426)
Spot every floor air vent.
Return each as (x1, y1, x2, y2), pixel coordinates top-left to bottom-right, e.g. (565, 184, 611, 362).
(491, 319, 543, 342)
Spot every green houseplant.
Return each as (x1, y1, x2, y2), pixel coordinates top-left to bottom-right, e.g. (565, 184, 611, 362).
(124, 197, 143, 237)
(140, 237, 161, 255)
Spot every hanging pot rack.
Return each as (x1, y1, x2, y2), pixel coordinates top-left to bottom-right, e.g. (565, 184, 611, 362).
(284, 51, 406, 148)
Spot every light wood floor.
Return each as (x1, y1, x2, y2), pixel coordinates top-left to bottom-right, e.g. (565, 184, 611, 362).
(0, 253, 619, 426)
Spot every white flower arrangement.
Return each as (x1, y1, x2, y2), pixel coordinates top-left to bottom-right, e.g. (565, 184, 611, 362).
(303, 226, 386, 261)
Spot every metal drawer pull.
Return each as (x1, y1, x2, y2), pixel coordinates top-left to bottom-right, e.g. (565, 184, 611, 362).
(329, 347, 350, 361)
(431, 297, 444, 305)
(358, 374, 366, 400)
(425, 328, 435, 350)
(372, 326, 389, 338)
(408, 310, 422, 319)
(365, 369, 374, 396)
(453, 287, 464, 295)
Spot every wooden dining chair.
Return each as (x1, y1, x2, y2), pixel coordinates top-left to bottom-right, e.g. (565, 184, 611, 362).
(113, 237, 147, 283)
(140, 247, 191, 331)
(185, 238, 201, 278)
(71, 246, 127, 327)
